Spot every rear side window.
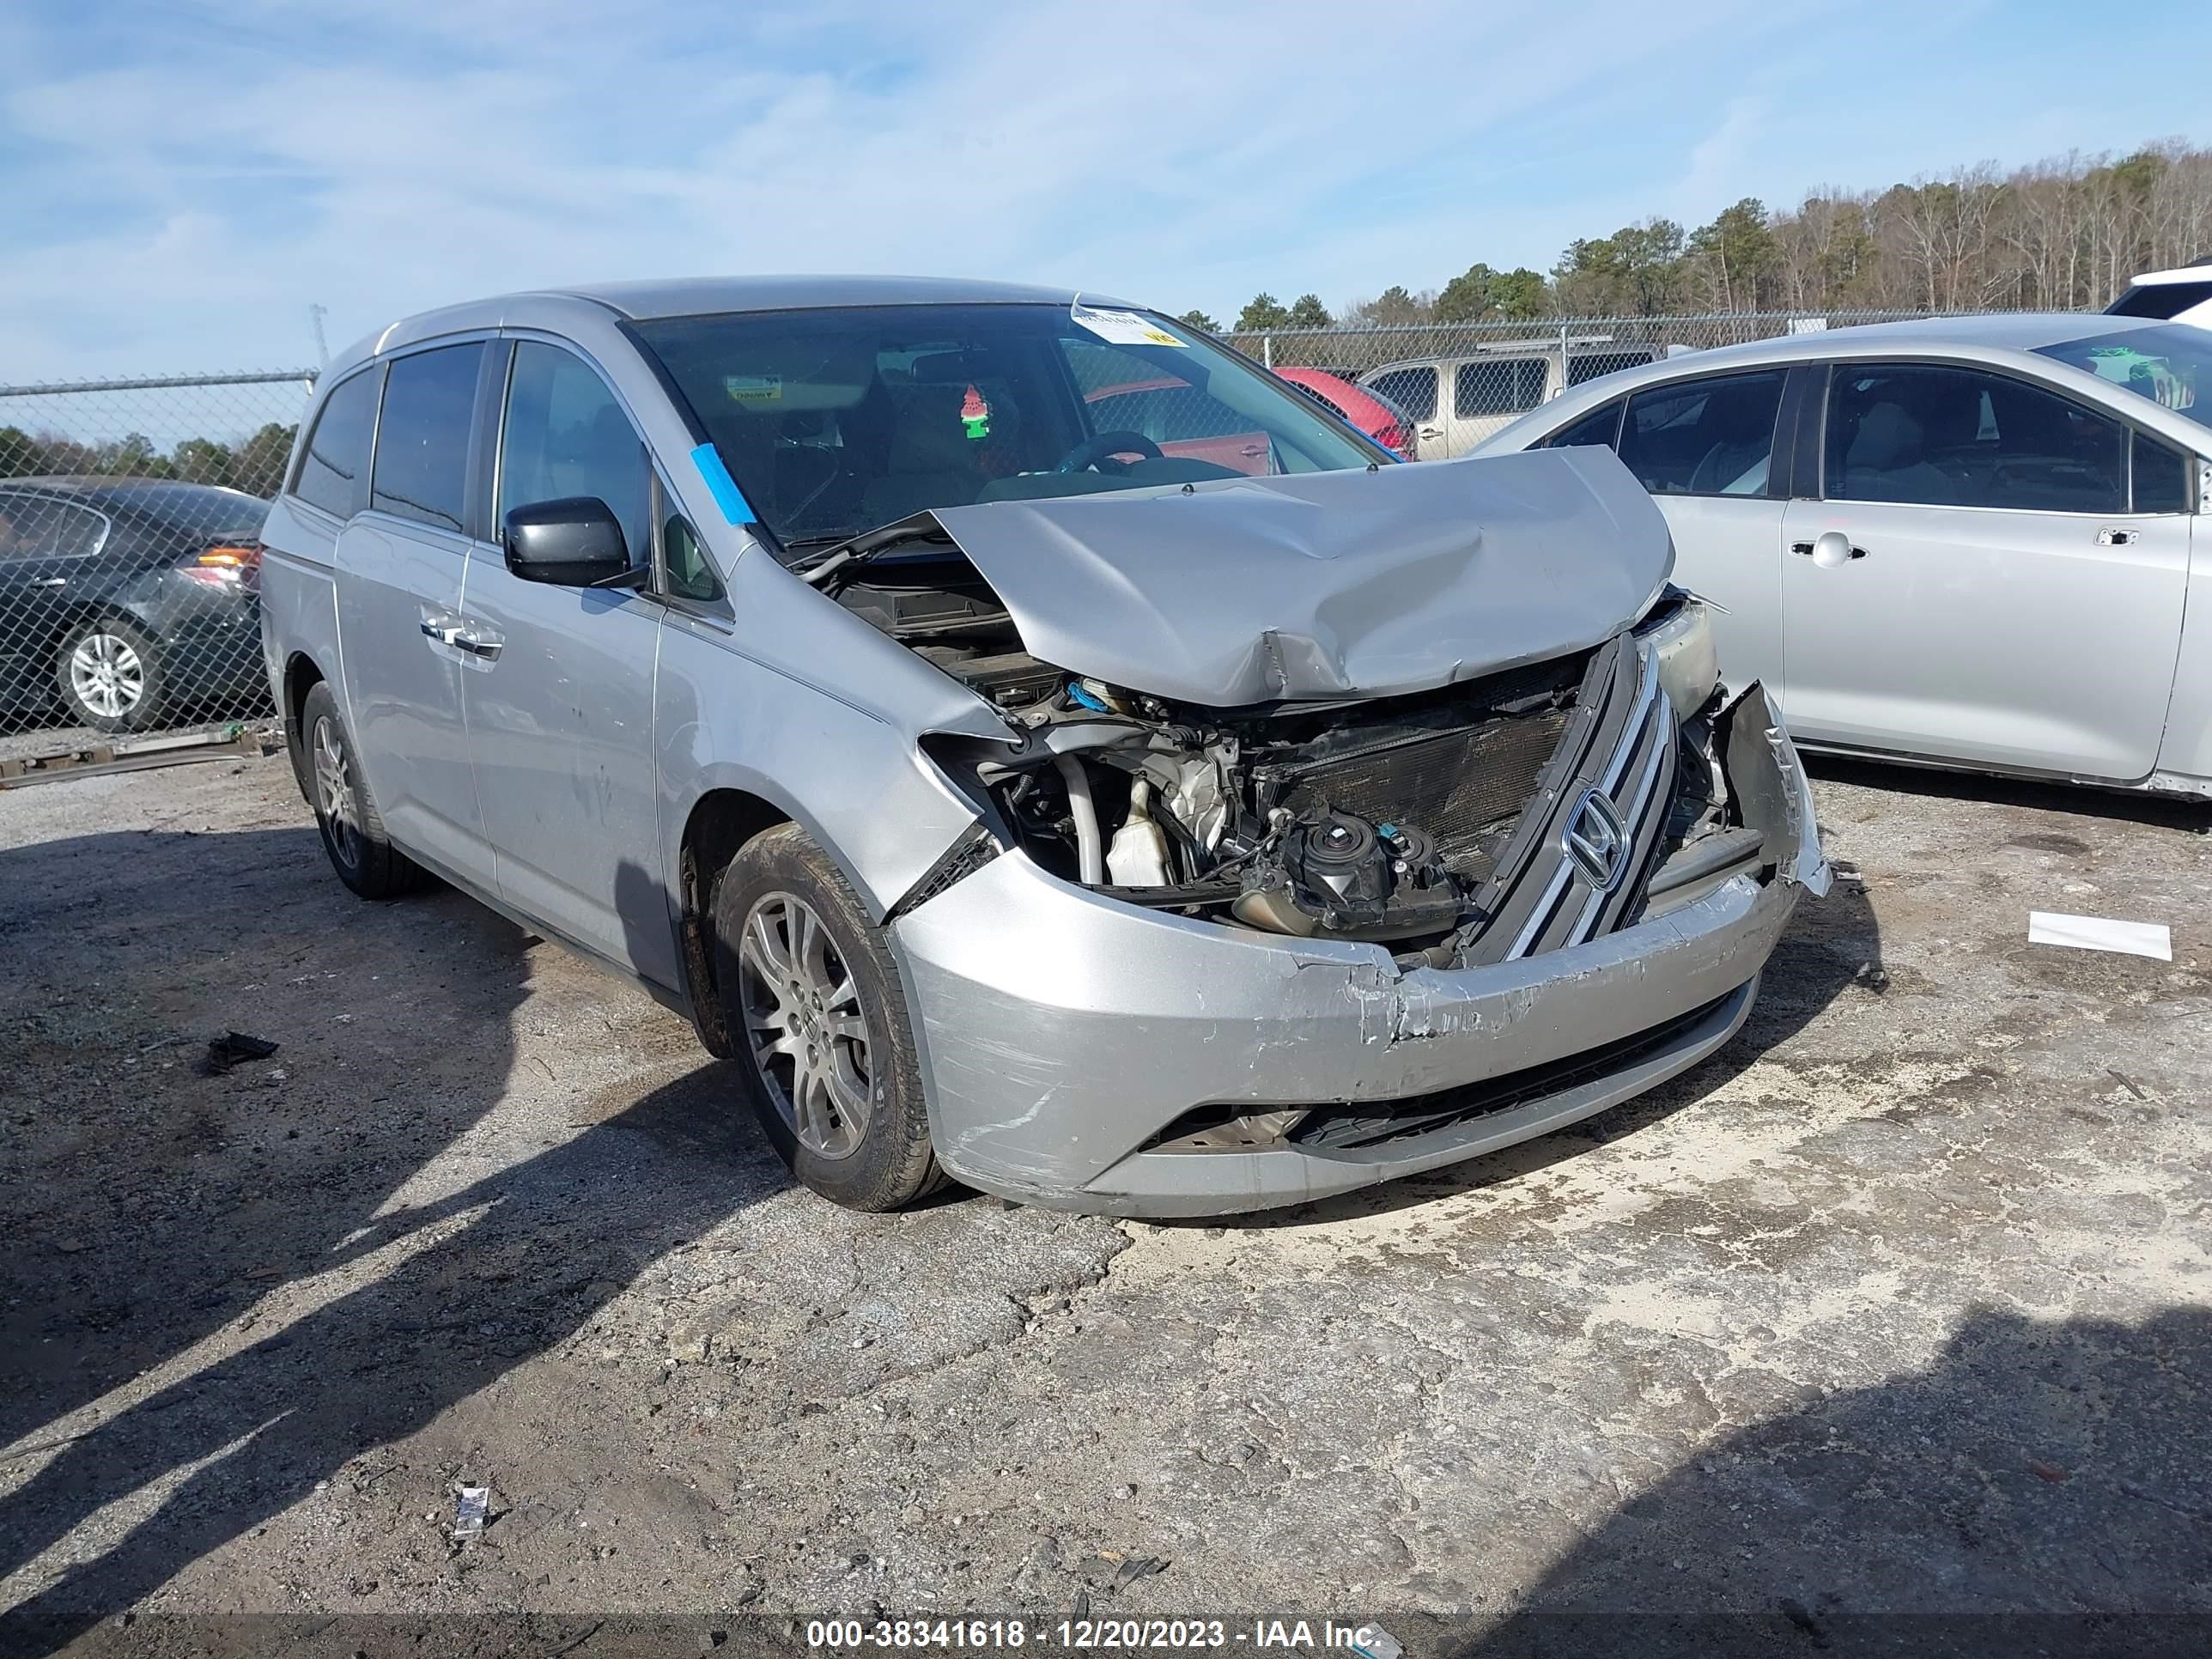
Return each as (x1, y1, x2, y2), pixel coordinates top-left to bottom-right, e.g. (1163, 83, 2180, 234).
(1365, 367, 1436, 423)
(2133, 433, 2194, 514)
(1545, 400, 1624, 452)
(294, 368, 380, 520)
(0, 496, 107, 559)
(1826, 363, 2124, 514)
(1455, 358, 1547, 419)
(372, 343, 485, 532)
(1619, 371, 1787, 495)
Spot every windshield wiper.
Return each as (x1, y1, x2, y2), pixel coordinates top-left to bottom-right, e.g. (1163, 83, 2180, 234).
(793, 514, 953, 587)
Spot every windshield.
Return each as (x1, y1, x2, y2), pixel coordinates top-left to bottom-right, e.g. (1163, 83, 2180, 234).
(631, 302, 1384, 552)
(2034, 324, 2212, 433)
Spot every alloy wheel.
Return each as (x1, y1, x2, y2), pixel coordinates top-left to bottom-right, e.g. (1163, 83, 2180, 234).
(313, 714, 362, 871)
(735, 891, 873, 1160)
(68, 631, 146, 721)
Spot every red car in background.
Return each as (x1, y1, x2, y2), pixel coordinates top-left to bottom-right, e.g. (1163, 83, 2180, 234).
(1273, 367, 1418, 459)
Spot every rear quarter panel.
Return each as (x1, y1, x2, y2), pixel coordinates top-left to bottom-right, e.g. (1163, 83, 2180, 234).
(256, 494, 345, 767)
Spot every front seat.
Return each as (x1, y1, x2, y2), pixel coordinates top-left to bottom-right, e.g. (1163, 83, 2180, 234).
(859, 392, 982, 527)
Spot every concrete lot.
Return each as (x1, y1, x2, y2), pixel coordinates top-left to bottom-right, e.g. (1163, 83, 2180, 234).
(3, 752, 2209, 1656)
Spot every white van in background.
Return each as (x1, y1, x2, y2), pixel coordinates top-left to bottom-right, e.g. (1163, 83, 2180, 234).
(2108, 257, 2212, 327)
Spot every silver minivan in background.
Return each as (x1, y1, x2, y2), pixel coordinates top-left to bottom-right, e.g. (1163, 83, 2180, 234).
(259, 276, 1828, 1218)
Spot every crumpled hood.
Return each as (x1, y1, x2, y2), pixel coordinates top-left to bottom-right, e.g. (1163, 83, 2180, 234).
(929, 447, 1674, 707)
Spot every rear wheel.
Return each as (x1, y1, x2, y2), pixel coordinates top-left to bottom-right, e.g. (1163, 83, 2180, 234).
(300, 680, 426, 899)
(714, 823, 946, 1210)
(56, 617, 163, 733)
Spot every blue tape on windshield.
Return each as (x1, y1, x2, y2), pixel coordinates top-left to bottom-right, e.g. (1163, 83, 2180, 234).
(690, 442, 756, 525)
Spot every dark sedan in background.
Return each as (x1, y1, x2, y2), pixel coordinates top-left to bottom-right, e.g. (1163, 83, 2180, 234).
(0, 477, 270, 733)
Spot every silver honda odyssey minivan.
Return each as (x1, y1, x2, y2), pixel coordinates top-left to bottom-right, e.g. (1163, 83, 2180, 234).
(258, 276, 1830, 1217)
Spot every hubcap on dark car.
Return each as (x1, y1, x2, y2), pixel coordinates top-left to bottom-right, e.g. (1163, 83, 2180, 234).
(736, 891, 873, 1160)
(68, 632, 144, 720)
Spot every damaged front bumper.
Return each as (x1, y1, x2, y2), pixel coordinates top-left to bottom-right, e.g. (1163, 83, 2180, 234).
(890, 683, 1829, 1218)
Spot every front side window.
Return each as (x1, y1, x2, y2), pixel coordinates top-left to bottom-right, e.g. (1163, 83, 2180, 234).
(372, 343, 485, 532)
(1544, 399, 1624, 453)
(1454, 357, 1547, 419)
(0, 496, 106, 559)
(1826, 362, 2124, 514)
(498, 343, 651, 568)
(632, 303, 1382, 555)
(2034, 323, 2211, 434)
(1619, 370, 1786, 496)
(661, 509, 720, 600)
(1365, 366, 1437, 424)
(295, 367, 380, 520)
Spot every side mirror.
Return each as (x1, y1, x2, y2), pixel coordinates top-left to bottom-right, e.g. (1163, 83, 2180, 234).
(501, 496, 630, 586)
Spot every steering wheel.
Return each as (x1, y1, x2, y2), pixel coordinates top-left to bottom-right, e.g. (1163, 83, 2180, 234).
(1056, 430, 1164, 474)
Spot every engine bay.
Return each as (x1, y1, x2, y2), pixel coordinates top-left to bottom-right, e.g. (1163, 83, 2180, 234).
(836, 544, 1741, 959)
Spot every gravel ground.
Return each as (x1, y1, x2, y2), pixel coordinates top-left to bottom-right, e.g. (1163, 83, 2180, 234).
(3, 752, 2209, 1657)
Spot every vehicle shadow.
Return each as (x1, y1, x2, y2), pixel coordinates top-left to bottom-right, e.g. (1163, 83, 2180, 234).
(1804, 751, 2210, 833)
(0, 823, 532, 1454)
(1451, 1304, 2212, 1657)
(0, 832, 776, 1651)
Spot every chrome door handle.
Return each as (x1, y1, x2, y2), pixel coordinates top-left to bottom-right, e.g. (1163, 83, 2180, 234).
(37, 577, 67, 588)
(451, 634, 502, 659)
(2097, 527, 2138, 547)
(1792, 534, 1865, 565)
(1418, 424, 1443, 439)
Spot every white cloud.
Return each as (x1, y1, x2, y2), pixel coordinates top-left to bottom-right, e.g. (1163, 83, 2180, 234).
(0, 0, 2200, 379)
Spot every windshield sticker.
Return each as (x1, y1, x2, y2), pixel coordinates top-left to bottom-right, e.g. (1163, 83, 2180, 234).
(961, 384, 992, 440)
(721, 374, 782, 404)
(1071, 301, 1185, 349)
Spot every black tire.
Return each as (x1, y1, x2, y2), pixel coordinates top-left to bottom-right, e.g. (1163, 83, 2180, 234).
(298, 680, 428, 900)
(713, 823, 946, 1211)
(55, 616, 163, 733)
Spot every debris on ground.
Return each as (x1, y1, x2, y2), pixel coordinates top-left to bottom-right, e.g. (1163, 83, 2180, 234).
(2027, 911, 2172, 961)
(203, 1030, 281, 1073)
(451, 1486, 490, 1540)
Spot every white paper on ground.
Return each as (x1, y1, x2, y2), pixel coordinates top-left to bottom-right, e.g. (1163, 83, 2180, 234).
(2027, 911, 2172, 961)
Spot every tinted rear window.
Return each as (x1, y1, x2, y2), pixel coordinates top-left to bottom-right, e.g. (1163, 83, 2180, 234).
(2108, 279, 2212, 320)
(294, 368, 380, 520)
(372, 343, 485, 532)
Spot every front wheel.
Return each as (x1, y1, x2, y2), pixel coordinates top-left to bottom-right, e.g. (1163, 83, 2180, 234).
(56, 617, 163, 732)
(713, 823, 946, 1211)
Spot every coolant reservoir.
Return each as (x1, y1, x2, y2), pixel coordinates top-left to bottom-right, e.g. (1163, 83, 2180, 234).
(1107, 777, 1173, 886)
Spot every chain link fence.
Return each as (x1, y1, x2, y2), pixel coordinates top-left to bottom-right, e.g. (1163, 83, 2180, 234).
(1227, 309, 1950, 459)
(0, 312, 1963, 754)
(0, 371, 314, 757)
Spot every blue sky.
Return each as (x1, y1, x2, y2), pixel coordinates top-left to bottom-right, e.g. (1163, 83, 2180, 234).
(0, 0, 2205, 380)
